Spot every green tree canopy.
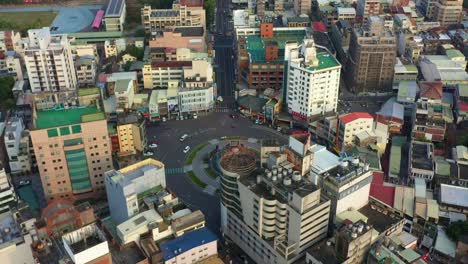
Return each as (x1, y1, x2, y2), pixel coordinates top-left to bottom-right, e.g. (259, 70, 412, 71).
(447, 220, 468, 241)
(204, 0, 215, 27)
(0, 76, 15, 110)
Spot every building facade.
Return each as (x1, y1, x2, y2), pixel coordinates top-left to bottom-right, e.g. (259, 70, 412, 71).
(105, 159, 166, 224)
(141, 3, 205, 34)
(0, 168, 17, 213)
(24, 27, 77, 93)
(4, 117, 31, 175)
(286, 39, 341, 120)
(346, 17, 396, 94)
(220, 138, 331, 264)
(30, 106, 112, 202)
(104, 0, 127, 32)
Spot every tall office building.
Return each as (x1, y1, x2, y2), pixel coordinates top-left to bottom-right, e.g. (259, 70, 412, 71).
(431, 0, 462, 26)
(30, 105, 112, 202)
(220, 137, 331, 264)
(346, 17, 396, 93)
(294, 0, 312, 15)
(24, 27, 77, 93)
(286, 39, 341, 120)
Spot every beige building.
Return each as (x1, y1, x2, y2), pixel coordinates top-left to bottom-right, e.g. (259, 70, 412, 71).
(104, 0, 127, 32)
(141, 3, 205, 34)
(431, 0, 462, 26)
(148, 27, 206, 53)
(294, 0, 312, 15)
(116, 114, 146, 156)
(30, 105, 112, 202)
(346, 17, 396, 93)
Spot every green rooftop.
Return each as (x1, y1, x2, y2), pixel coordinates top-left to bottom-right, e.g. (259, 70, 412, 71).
(78, 87, 100, 97)
(36, 106, 105, 129)
(307, 53, 340, 71)
(246, 29, 306, 63)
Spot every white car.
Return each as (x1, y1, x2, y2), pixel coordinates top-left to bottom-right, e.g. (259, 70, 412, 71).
(149, 143, 158, 149)
(162, 117, 167, 122)
(19, 180, 31, 186)
(179, 134, 188, 142)
(183, 146, 191, 153)
(193, 113, 198, 119)
(143, 151, 154, 157)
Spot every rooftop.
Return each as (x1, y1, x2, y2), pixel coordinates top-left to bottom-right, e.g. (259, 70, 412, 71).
(307, 53, 340, 71)
(117, 209, 162, 236)
(78, 87, 100, 97)
(160, 227, 217, 261)
(62, 223, 107, 254)
(339, 112, 373, 124)
(359, 204, 401, 233)
(106, 159, 165, 187)
(172, 210, 205, 233)
(0, 212, 23, 251)
(369, 171, 395, 207)
(245, 29, 306, 63)
(35, 106, 105, 129)
(173, 26, 204, 37)
(411, 141, 434, 171)
(105, 0, 125, 17)
(440, 184, 468, 208)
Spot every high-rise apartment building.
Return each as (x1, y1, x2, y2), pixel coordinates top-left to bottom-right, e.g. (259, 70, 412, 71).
(141, 3, 205, 34)
(286, 39, 341, 120)
(346, 17, 396, 94)
(294, 0, 312, 15)
(431, 0, 462, 26)
(30, 105, 112, 202)
(220, 137, 331, 264)
(24, 27, 77, 93)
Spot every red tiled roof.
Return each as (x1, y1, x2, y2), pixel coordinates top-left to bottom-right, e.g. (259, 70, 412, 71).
(339, 112, 373, 124)
(459, 101, 468, 112)
(369, 171, 395, 207)
(312, 22, 327, 33)
(151, 61, 192, 68)
(419, 81, 443, 99)
(179, 0, 203, 7)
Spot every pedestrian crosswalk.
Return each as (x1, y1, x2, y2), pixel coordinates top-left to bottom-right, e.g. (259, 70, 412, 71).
(165, 167, 185, 174)
(214, 108, 231, 112)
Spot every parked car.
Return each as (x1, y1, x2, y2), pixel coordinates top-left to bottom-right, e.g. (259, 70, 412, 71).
(183, 146, 191, 153)
(179, 134, 188, 142)
(143, 151, 154, 157)
(19, 180, 30, 186)
(277, 127, 282, 132)
(221, 136, 227, 140)
(193, 113, 198, 119)
(162, 117, 167, 122)
(149, 143, 158, 149)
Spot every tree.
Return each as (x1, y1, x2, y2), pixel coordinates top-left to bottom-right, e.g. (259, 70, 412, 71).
(204, 0, 216, 27)
(0, 76, 15, 110)
(122, 61, 133, 71)
(447, 221, 468, 241)
(123, 46, 144, 61)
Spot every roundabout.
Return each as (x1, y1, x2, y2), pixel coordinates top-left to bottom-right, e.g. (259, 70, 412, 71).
(146, 112, 287, 232)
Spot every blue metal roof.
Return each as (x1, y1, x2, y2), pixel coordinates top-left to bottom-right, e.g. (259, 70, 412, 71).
(160, 227, 218, 261)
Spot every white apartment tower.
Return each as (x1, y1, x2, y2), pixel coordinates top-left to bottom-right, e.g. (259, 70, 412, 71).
(4, 117, 31, 175)
(286, 39, 341, 119)
(24, 27, 77, 93)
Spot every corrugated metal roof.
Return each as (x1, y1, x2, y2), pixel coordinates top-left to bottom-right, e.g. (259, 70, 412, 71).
(394, 186, 414, 217)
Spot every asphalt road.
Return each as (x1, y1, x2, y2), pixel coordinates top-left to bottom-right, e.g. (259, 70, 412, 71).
(146, 112, 287, 234)
(214, 0, 235, 97)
